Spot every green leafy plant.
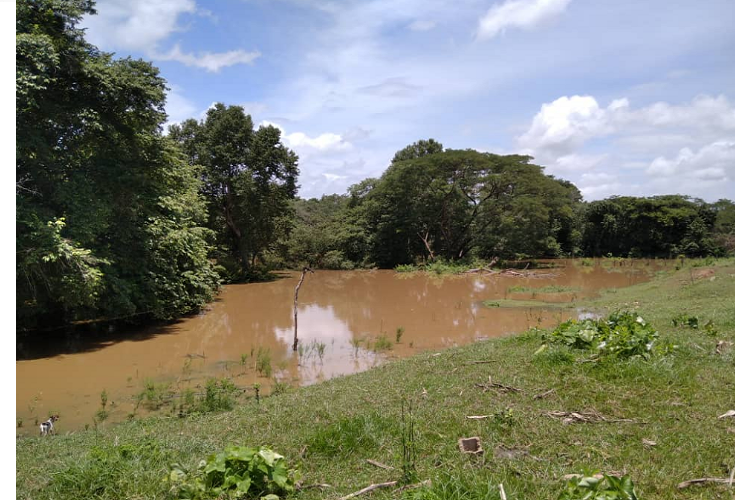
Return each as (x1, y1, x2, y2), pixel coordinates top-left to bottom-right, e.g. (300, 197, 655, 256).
(671, 313, 699, 329)
(256, 347, 273, 378)
(201, 378, 241, 412)
(396, 327, 405, 344)
(492, 407, 516, 428)
(704, 319, 718, 336)
(558, 472, 639, 500)
(169, 445, 299, 500)
(543, 311, 662, 360)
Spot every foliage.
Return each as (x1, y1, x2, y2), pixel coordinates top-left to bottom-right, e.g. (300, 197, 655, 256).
(17, 0, 219, 331)
(200, 378, 241, 413)
(671, 314, 699, 329)
(558, 473, 639, 500)
(544, 312, 662, 360)
(363, 146, 582, 266)
(169, 445, 299, 500)
(169, 105, 299, 277)
(581, 195, 732, 258)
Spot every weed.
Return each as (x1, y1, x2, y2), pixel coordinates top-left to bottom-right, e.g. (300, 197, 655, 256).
(256, 347, 273, 378)
(400, 399, 417, 484)
(240, 353, 248, 366)
(371, 335, 393, 351)
(671, 313, 699, 329)
(271, 379, 290, 396)
(169, 445, 299, 500)
(491, 407, 516, 428)
(396, 327, 405, 344)
(253, 383, 261, 404)
(137, 379, 172, 410)
(201, 377, 240, 412)
(349, 336, 364, 357)
(314, 341, 326, 362)
(704, 320, 718, 336)
(543, 311, 664, 360)
(559, 472, 640, 500)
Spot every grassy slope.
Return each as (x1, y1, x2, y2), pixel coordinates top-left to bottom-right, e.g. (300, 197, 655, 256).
(16, 261, 735, 500)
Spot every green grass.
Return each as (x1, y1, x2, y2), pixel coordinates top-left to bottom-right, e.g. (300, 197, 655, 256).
(16, 260, 735, 499)
(483, 299, 576, 308)
(507, 285, 581, 294)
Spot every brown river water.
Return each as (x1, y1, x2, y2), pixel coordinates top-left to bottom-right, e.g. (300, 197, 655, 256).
(16, 259, 670, 434)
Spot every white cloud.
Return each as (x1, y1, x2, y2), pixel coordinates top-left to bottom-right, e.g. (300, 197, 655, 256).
(517, 94, 734, 201)
(477, 0, 572, 40)
(408, 20, 437, 31)
(647, 141, 734, 181)
(547, 153, 607, 174)
(259, 121, 352, 153)
(82, 0, 260, 72)
(153, 44, 261, 72)
(286, 132, 353, 152)
(519, 94, 734, 162)
(82, 0, 196, 52)
(517, 95, 616, 157)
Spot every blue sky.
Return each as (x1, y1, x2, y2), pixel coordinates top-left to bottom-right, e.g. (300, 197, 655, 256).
(80, 0, 735, 201)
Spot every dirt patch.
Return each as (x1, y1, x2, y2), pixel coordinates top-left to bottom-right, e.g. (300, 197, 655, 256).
(692, 268, 715, 279)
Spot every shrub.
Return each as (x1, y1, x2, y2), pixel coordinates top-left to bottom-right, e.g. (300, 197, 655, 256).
(543, 311, 661, 360)
(169, 445, 299, 500)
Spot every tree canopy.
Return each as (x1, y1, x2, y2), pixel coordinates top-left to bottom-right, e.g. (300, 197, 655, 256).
(168, 104, 299, 278)
(17, 0, 219, 330)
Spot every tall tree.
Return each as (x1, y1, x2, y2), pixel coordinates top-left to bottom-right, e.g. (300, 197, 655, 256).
(365, 145, 579, 266)
(169, 105, 299, 276)
(17, 0, 219, 330)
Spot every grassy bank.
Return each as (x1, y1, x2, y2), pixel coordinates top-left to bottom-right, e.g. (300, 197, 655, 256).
(16, 261, 735, 499)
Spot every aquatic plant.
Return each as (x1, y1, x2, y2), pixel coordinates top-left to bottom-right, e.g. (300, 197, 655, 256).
(256, 347, 273, 378)
(396, 327, 405, 343)
(371, 335, 393, 351)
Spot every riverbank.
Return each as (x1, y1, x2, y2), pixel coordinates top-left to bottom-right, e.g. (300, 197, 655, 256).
(16, 260, 735, 499)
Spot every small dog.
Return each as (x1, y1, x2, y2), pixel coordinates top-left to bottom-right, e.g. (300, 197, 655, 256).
(39, 415, 59, 436)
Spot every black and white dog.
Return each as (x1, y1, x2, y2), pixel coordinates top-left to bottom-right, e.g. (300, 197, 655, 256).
(39, 415, 59, 436)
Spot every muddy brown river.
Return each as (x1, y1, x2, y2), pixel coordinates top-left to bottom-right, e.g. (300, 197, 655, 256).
(16, 259, 669, 434)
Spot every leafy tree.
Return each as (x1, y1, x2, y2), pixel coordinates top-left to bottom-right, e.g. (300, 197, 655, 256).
(581, 195, 723, 257)
(169, 105, 299, 277)
(364, 145, 580, 266)
(391, 138, 443, 162)
(17, 0, 219, 330)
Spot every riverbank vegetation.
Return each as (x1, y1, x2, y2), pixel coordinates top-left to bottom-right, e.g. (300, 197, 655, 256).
(16, 259, 734, 499)
(16, 1, 735, 334)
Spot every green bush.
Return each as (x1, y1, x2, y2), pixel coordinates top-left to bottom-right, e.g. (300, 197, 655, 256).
(169, 445, 298, 500)
(543, 312, 662, 360)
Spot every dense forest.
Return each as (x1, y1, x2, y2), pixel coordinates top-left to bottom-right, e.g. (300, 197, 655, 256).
(16, 0, 735, 332)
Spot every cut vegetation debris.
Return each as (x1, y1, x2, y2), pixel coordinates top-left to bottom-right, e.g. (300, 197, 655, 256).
(545, 410, 645, 425)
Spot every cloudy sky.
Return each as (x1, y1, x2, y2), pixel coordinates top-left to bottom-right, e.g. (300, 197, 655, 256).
(80, 0, 735, 201)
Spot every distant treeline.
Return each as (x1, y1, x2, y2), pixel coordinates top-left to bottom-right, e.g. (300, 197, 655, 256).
(16, 1, 734, 332)
(281, 146, 734, 270)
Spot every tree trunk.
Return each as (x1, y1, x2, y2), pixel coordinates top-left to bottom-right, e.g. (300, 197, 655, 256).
(293, 267, 313, 351)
